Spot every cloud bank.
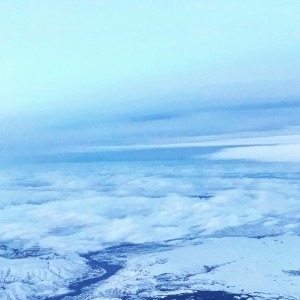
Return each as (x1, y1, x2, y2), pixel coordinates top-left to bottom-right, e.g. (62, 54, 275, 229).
(1, 157, 300, 254)
(209, 130, 300, 162)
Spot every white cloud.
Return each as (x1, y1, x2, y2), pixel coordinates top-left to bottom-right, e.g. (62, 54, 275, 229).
(211, 144, 300, 162)
(55, 128, 300, 154)
(1, 160, 299, 253)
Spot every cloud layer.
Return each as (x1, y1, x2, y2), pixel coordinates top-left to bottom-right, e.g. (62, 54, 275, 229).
(1, 154, 300, 254)
(1, 130, 300, 298)
(209, 130, 300, 162)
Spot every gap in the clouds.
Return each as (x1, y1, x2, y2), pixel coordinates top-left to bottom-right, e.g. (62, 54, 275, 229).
(44, 242, 251, 300)
(46, 261, 122, 300)
(46, 242, 173, 300)
(0, 243, 52, 259)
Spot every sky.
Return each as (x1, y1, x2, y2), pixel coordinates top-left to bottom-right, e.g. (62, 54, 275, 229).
(1, 0, 300, 160)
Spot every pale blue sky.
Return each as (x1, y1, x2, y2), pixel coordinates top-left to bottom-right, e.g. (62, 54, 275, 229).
(0, 0, 300, 159)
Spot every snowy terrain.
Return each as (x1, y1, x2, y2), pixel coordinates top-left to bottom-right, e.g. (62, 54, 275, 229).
(86, 235, 300, 299)
(1, 132, 300, 299)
